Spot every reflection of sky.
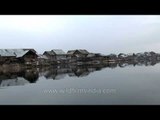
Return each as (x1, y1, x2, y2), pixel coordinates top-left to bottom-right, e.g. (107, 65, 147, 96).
(0, 15, 160, 54)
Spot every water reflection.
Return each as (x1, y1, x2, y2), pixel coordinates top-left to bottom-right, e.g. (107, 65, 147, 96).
(0, 67, 39, 87)
(0, 60, 160, 87)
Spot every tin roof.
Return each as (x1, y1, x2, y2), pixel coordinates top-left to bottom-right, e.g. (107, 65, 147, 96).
(78, 49, 89, 54)
(67, 49, 89, 55)
(67, 50, 76, 55)
(51, 49, 65, 55)
(43, 51, 55, 56)
(0, 49, 36, 58)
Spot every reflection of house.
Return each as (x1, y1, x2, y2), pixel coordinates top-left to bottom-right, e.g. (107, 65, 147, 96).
(24, 69, 39, 83)
(0, 73, 29, 87)
(44, 69, 57, 79)
(44, 68, 67, 80)
(0, 49, 38, 64)
(107, 62, 117, 68)
(87, 68, 96, 72)
(67, 49, 89, 61)
(118, 63, 129, 68)
(0, 77, 29, 87)
(74, 71, 90, 77)
(72, 67, 90, 77)
(0, 67, 39, 85)
(42, 66, 92, 79)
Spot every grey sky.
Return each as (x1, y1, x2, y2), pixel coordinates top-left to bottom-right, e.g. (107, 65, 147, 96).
(0, 15, 160, 55)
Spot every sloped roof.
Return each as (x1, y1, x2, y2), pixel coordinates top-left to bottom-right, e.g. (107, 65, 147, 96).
(11, 49, 29, 58)
(67, 49, 89, 55)
(51, 49, 65, 55)
(78, 49, 89, 54)
(0, 49, 36, 58)
(43, 51, 55, 56)
(67, 50, 76, 55)
(0, 49, 15, 57)
(23, 49, 36, 53)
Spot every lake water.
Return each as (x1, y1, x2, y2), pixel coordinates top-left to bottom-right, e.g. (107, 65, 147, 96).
(0, 62, 160, 105)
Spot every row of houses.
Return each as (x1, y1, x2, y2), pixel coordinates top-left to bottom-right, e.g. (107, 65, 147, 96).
(1, 49, 159, 65)
(0, 49, 105, 65)
(39, 49, 105, 65)
(106, 51, 160, 62)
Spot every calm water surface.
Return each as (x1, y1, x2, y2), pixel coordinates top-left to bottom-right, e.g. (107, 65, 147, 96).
(0, 62, 160, 105)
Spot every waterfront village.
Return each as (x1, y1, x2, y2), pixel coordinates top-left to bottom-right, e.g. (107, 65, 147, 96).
(0, 49, 160, 67)
(0, 49, 160, 87)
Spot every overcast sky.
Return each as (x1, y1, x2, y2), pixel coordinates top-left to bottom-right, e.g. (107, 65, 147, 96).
(0, 15, 160, 54)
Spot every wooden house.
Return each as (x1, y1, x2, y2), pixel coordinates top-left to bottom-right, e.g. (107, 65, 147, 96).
(0, 49, 38, 65)
(43, 51, 55, 61)
(67, 49, 89, 62)
(0, 49, 16, 64)
(37, 54, 50, 65)
(51, 49, 66, 62)
(43, 49, 66, 63)
(19, 49, 38, 64)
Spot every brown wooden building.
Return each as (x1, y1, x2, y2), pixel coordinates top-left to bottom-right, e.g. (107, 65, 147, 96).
(43, 51, 56, 61)
(0, 49, 38, 65)
(43, 49, 66, 63)
(67, 49, 89, 62)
